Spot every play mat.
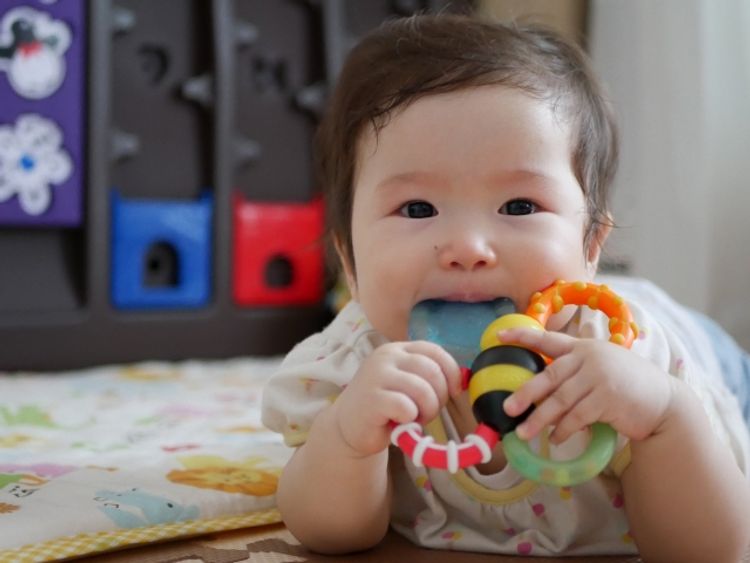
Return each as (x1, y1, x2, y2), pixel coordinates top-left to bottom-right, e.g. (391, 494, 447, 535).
(0, 357, 291, 562)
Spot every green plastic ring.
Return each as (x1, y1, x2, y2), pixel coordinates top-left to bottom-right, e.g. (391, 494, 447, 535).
(503, 422, 617, 487)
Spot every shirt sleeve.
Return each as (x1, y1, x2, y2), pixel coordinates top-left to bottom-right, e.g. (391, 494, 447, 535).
(261, 301, 387, 447)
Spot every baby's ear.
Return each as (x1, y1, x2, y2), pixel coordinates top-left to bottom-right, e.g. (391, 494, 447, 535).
(333, 236, 358, 301)
(586, 218, 613, 272)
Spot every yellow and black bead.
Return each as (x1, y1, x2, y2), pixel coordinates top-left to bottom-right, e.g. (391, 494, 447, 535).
(467, 314, 546, 436)
(468, 345, 544, 435)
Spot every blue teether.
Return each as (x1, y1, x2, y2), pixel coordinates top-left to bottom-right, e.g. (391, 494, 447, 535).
(408, 298, 515, 367)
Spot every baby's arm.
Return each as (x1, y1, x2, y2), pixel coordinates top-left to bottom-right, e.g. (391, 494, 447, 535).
(501, 328, 750, 563)
(622, 380, 750, 563)
(277, 341, 462, 554)
(277, 398, 392, 554)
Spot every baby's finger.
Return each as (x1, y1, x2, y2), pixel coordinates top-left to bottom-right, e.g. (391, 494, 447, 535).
(379, 389, 419, 425)
(404, 340, 463, 397)
(396, 353, 450, 405)
(497, 327, 578, 359)
(547, 392, 602, 444)
(386, 371, 441, 423)
(513, 374, 589, 440)
(504, 353, 583, 417)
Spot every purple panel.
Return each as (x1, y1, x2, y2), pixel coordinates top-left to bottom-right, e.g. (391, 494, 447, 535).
(0, 0, 85, 226)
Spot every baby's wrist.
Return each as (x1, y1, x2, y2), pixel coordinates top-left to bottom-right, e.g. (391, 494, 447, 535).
(327, 400, 377, 460)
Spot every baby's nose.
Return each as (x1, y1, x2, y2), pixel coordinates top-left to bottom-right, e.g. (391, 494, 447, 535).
(437, 236, 497, 271)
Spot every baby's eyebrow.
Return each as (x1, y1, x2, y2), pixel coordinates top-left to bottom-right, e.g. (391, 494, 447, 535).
(487, 169, 555, 186)
(374, 169, 557, 191)
(376, 171, 442, 190)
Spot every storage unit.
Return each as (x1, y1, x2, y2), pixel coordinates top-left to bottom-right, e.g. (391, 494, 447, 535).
(0, 0, 468, 371)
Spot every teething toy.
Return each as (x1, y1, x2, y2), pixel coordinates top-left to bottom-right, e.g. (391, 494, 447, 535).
(390, 280, 638, 486)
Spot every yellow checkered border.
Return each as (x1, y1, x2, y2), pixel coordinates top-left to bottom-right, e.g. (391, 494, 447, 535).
(0, 508, 282, 563)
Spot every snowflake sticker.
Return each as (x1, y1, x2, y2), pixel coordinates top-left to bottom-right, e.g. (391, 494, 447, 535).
(0, 7, 72, 99)
(0, 114, 73, 215)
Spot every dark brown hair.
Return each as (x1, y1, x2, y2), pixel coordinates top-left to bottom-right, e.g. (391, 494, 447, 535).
(316, 14, 618, 273)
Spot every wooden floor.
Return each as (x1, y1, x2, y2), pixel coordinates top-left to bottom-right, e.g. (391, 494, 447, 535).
(84, 524, 649, 563)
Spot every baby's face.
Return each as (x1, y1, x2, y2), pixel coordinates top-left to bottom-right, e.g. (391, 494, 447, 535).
(345, 85, 603, 341)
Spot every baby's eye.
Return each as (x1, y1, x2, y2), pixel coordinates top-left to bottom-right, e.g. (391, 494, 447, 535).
(399, 201, 437, 218)
(500, 199, 537, 215)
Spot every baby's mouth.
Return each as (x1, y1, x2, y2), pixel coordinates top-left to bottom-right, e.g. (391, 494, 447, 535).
(432, 296, 516, 317)
(408, 297, 516, 367)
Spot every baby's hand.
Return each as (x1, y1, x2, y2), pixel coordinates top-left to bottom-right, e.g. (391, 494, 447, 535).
(499, 328, 674, 444)
(333, 341, 462, 458)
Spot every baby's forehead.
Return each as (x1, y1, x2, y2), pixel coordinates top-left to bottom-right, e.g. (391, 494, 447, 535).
(352, 87, 576, 175)
(358, 85, 571, 136)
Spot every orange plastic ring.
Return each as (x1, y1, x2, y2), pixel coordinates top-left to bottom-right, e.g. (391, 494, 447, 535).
(525, 280, 638, 347)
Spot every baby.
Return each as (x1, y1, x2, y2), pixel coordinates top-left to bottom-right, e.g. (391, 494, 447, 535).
(262, 14, 750, 561)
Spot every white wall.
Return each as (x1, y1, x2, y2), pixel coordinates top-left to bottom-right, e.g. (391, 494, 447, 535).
(589, 0, 750, 349)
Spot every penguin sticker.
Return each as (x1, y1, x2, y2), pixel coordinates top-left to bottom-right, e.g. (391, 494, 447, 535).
(0, 7, 72, 100)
